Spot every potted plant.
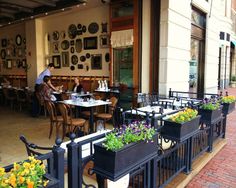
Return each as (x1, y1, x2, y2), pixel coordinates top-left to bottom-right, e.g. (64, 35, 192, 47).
(161, 108, 200, 141)
(221, 95, 236, 115)
(230, 75, 236, 88)
(198, 98, 222, 124)
(93, 121, 157, 181)
(0, 156, 59, 188)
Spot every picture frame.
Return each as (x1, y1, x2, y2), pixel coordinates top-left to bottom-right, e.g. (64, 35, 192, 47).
(6, 59, 12, 69)
(52, 55, 61, 68)
(100, 34, 110, 48)
(1, 39, 7, 47)
(91, 54, 102, 70)
(61, 52, 69, 67)
(84, 37, 97, 50)
(53, 42, 59, 53)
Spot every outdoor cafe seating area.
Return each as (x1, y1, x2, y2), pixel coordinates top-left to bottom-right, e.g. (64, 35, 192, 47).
(1, 83, 235, 187)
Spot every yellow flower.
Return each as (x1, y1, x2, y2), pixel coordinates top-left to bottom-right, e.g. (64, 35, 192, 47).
(19, 176, 25, 184)
(23, 162, 30, 169)
(27, 181, 34, 188)
(43, 180, 49, 187)
(9, 174, 17, 187)
(0, 167, 5, 176)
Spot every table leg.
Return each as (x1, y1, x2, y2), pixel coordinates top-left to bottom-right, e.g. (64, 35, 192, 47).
(89, 107, 94, 133)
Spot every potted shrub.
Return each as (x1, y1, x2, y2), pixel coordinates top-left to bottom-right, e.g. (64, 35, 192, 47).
(161, 108, 200, 141)
(198, 98, 222, 124)
(221, 95, 236, 115)
(93, 121, 157, 181)
(0, 156, 59, 188)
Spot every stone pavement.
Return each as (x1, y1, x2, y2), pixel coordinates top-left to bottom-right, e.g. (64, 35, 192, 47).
(187, 88, 236, 188)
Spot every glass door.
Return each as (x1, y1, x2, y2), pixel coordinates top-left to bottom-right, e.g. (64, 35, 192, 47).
(189, 38, 199, 93)
(113, 47, 133, 87)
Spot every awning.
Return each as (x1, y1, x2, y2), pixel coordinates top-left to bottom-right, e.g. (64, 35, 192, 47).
(110, 29, 133, 48)
(231, 40, 236, 47)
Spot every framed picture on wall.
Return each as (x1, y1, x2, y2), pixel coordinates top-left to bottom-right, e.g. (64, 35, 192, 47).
(91, 54, 102, 70)
(84, 37, 97, 50)
(61, 52, 69, 67)
(53, 42, 59, 53)
(100, 34, 110, 48)
(52, 55, 61, 68)
(6, 59, 12, 69)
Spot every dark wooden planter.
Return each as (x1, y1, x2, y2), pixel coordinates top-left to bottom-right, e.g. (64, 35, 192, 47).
(222, 102, 235, 115)
(161, 115, 201, 142)
(44, 174, 60, 188)
(198, 106, 222, 124)
(93, 133, 158, 181)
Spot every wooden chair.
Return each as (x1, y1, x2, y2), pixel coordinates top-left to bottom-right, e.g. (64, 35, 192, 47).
(95, 96, 118, 129)
(58, 103, 87, 139)
(2, 88, 16, 109)
(16, 89, 27, 111)
(35, 91, 47, 117)
(45, 101, 63, 139)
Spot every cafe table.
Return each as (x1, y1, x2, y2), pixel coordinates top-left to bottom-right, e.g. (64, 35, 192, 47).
(61, 99, 111, 133)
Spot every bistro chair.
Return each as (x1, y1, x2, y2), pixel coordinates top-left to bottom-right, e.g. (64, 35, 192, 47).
(45, 101, 63, 139)
(2, 87, 17, 109)
(95, 96, 118, 129)
(19, 135, 52, 157)
(58, 103, 87, 139)
(16, 89, 27, 111)
(35, 91, 47, 117)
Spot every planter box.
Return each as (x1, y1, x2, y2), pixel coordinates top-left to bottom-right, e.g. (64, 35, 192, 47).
(93, 133, 158, 181)
(222, 102, 235, 115)
(198, 106, 222, 124)
(44, 174, 60, 188)
(161, 115, 201, 142)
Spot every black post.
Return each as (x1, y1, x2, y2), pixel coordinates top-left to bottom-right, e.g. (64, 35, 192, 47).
(169, 88, 172, 98)
(150, 157, 157, 188)
(52, 138, 65, 188)
(67, 133, 79, 188)
(207, 123, 213, 152)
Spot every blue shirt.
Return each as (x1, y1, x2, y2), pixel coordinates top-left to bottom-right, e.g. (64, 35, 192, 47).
(35, 69, 51, 84)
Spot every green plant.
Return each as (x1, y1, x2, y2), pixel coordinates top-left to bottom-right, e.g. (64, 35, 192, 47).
(103, 121, 156, 151)
(0, 156, 49, 188)
(221, 95, 236, 103)
(231, 75, 236, 81)
(169, 108, 198, 124)
(200, 98, 220, 110)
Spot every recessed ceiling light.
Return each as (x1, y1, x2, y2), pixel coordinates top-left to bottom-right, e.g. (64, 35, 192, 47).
(30, 16, 34, 19)
(45, 12, 48, 15)
(83, 3, 86, 6)
(61, 8, 65, 11)
(76, 4, 80, 8)
(21, 18, 24, 21)
(8, 22, 11, 24)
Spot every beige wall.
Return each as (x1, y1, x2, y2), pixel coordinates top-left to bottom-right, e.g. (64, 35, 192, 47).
(42, 5, 110, 77)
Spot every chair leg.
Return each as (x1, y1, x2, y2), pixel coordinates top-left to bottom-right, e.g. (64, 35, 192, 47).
(49, 122, 53, 139)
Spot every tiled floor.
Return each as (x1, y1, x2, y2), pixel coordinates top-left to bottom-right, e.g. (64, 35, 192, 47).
(187, 88, 236, 188)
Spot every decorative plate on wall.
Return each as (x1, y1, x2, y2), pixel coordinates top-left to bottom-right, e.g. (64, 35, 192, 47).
(77, 24, 82, 29)
(52, 31, 60, 41)
(68, 24, 77, 39)
(75, 39, 82, 53)
(61, 40, 70, 50)
(70, 65, 75, 71)
(88, 22, 99, 34)
(80, 55, 86, 62)
(82, 25, 87, 33)
(71, 55, 78, 65)
(70, 47, 75, 53)
(86, 53, 90, 59)
(15, 35, 22, 46)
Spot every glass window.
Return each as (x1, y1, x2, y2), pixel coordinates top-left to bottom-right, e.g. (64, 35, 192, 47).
(113, 47, 133, 87)
(112, 1, 134, 18)
(191, 9, 206, 28)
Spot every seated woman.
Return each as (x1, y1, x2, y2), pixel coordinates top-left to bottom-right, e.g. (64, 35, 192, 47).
(72, 77, 83, 93)
(39, 76, 54, 101)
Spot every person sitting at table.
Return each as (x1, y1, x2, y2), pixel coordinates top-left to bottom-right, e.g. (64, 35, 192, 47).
(72, 77, 83, 93)
(39, 76, 54, 102)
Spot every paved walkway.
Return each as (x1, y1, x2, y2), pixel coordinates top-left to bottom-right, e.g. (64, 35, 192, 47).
(187, 88, 236, 188)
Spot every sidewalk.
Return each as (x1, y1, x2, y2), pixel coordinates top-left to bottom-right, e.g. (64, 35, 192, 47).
(187, 88, 236, 188)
